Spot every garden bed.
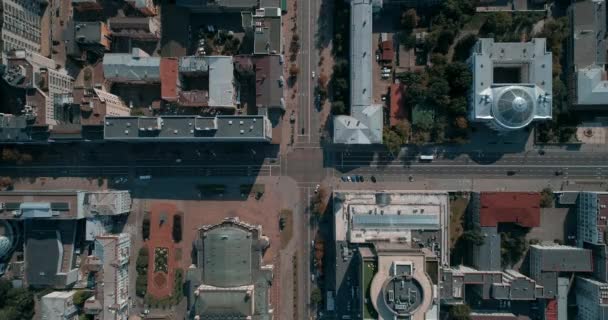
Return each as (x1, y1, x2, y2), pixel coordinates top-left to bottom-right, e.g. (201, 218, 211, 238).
(154, 247, 169, 273)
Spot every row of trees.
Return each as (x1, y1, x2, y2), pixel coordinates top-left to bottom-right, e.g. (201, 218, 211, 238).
(0, 280, 34, 320)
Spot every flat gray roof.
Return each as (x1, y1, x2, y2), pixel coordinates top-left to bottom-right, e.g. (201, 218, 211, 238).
(352, 214, 439, 230)
(531, 245, 593, 272)
(350, 0, 373, 108)
(253, 8, 282, 55)
(103, 49, 161, 82)
(572, 0, 606, 69)
(208, 56, 235, 107)
(333, 0, 383, 144)
(103, 115, 271, 142)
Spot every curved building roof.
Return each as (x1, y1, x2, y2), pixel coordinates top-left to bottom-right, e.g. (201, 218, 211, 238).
(202, 225, 253, 287)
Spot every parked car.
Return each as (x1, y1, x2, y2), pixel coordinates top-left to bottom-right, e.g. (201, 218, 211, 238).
(314, 184, 320, 193)
(359, 176, 364, 182)
(312, 71, 316, 79)
(370, 176, 377, 183)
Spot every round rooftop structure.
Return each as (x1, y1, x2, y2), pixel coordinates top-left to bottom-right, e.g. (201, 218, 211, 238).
(0, 236, 12, 260)
(492, 86, 536, 130)
(381, 275, 425, 316)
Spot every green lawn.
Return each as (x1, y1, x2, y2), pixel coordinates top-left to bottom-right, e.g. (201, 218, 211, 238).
(363, 261, 378, 319)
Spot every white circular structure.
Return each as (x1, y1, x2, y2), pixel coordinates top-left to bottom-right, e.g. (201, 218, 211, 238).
(492, 86, 536, 130)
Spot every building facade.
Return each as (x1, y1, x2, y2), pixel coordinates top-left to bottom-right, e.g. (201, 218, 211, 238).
(576, 277, 608, 320)
(0, 0, 42, 53)
(86, 233, 131, 320)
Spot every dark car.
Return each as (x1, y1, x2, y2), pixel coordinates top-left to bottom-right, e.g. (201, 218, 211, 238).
(341, 176, 347, 182)
(507, 171, 516, 176)
(555, 170, 563, 176)
(358, 176, 364, 182)
(370, 176, 377, 183)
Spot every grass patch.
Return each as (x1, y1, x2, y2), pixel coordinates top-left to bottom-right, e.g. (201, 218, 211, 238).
(363, 260, 378, 319)
(280, 209, 294, 250)
(154, 247, 168, 273)
(449, 195, 470, 248)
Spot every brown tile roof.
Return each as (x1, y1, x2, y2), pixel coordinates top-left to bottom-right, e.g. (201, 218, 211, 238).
(479, 192, 541, 228)
(381, 41, 394, 62)
(389, 83, 405, 126)
(160, 58, 178, 102)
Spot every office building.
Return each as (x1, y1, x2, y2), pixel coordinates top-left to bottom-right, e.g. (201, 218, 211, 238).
(0, 0, 42, 53)
(41, 291, 79, 320)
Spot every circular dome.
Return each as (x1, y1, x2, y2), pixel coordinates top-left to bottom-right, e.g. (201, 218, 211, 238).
(0, 236, 12, 259)
(382, 275, 424, 316)
(492, 86, 535, 130)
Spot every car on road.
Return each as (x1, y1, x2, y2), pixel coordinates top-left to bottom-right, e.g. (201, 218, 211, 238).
(408, 175, 414, 182)
(555, 170, 564, 176)
(538, 150, 546, 155)
(347, 176, 352, 182)
(341, 176, 347, 182)
(370, 176, 376, 183)
(312, 71, 316, 79)
(311, 274, 315, 282)
(175, 158, 182, 163)
(314, 184, 320, 193)
(359, 176, 364, 182)
(507, 171, 516, 176)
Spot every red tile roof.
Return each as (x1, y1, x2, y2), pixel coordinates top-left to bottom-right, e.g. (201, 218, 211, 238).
(389, 83, 406, 126)
(381, 41, 394, 62)
(544, 299, 558, 320)
(160, 57, 178, 102)
(479, 192, 541, 228)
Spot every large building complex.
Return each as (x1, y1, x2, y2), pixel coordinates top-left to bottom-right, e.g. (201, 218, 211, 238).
(332, 191, 449, 319)
(0, 0, 43, 53)
(333, 0, 383, 144)
(575, 276, 608, 320)
(187, 217, 274, 319)
(568, 0, 608, 108)
(469, 38, 552, 131)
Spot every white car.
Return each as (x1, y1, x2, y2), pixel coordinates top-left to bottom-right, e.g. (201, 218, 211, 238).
(311, 71, 315, 79)
(314, 184, 320, 193)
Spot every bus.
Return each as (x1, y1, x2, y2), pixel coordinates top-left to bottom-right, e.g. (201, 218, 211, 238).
(419, 155, 434, 161)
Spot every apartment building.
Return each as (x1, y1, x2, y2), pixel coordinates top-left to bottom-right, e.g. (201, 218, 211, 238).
(0, 0, 43, 53)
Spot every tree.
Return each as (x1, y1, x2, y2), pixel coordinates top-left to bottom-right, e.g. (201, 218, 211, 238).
(453, 34, 478, 62)
(136, 247, 149, 274)
(332, 101, 346, 115)
(172, 214, 183, 243)
(434, 29, 455, 54)
(289, 64, 300, 77)
(427, 78, 451, 107)
(454, 116, 468, 130)
(310, 288, 322, 305)
(0, 177, 12, 190)
(73, 290, 93, 307)
(393, 122, 411, 142)
(136, 275, 147, 297)
(447, 96, 467, 115)
(446, 62, 472, 94)
(540, 188, 554, 208)
(483, 12, 513, 36)
(461, 228, 485, 246)
(1, 149, 19, 162)
(449, 304, 472, 320)
(401, 9, 419, 30)
(383, 128, 404, 156)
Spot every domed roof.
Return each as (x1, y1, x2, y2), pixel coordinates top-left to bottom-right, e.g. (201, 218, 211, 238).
(382, 275, 424, 316)
(493, 86, 535, 129)
(0, 236, 12, 259)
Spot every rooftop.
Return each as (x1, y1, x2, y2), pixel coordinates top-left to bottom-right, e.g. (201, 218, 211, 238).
(108, 16, 160, 39)
(160, 58, 179, 102)
(333, 0, 383, 144)
(25, 219, 79, 288)
(103, 48, 161, 83)
(253, 55, 284, 109)
(389, 83, 405, 126)
(479, 192, 541, 228)
(251, 8, 282, 55)
(530, 244, 593, 272)
(470, 38, 552, 130)
(103, 115, 272, 142)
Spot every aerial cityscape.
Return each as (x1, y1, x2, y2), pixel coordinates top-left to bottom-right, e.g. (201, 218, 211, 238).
(0, 0, 607, 320)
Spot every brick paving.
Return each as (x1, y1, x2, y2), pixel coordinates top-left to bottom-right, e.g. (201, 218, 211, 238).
(146, 202, 180, 299)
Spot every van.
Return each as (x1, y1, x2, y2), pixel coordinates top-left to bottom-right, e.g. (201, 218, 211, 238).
(139, 175, 152, 180)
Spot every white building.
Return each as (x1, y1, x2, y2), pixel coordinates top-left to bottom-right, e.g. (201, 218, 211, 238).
(86, 233, 131, 320)
(576, 277, 608, 320)
(469, 38, 552, 131)
(5, 50, 73, 126)
(41, 290, 79, 320)
(1, 0, 42, 53)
